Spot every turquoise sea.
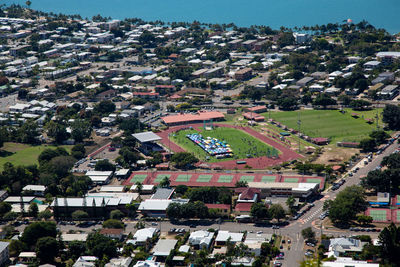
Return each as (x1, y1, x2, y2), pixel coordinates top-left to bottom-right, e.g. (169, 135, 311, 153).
(3, 0, 400, 33)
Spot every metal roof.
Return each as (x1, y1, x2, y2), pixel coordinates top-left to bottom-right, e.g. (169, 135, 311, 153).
(132, 132, 161, 143)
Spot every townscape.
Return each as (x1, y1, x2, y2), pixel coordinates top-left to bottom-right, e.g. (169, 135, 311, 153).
(1, 4, 400, 267)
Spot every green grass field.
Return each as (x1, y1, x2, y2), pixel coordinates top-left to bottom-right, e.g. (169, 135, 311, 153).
(170, 127, 279, 162)
(0, 142, 72, 170)
(265, 108, 384, 143)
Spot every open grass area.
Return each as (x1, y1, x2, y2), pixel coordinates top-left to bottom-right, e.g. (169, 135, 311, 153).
(264, 108, 385, 143)
(170, 126, 279, 162)
(0, 142, 72, 170)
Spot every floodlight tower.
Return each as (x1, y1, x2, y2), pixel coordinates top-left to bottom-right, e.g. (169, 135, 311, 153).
(297, 111, 301, 153)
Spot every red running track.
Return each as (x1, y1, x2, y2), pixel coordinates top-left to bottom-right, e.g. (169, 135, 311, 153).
(157, 123, 302, 170)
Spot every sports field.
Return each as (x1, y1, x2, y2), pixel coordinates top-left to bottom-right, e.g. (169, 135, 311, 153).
(0, 142, 72, 170)
(170, 127, 279, 162)
(266, 109, 384, 143)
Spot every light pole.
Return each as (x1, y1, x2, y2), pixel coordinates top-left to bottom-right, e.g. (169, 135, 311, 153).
(297, 111, 301, 153)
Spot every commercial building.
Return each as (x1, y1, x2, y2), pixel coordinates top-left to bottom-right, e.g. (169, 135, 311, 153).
(132, 132, 163, 155)
(161, 111, 225, 126)
(85, 171, 114, 185)
(138, 199, 189, 217)
(234, 68, 253, 81)
(247, 182, 320, 199)
(0, 242, 9, 266)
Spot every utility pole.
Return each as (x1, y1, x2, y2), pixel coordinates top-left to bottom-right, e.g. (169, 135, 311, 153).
(297, 111, 301, 153)
(375, 108, 379, 130)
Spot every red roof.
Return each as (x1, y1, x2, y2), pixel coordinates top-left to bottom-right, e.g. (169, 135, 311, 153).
(332, 165, 342, 171)
(161, 111, 225, 125)
(235, 202, 253, 212)
(205, 204, 230, 210)
(242, 112, 264, 121)
(247, 106, 267, 112)
(312, 137, 329, 142)
(239, 188, 260, 201)
(100, 228, 123, 235)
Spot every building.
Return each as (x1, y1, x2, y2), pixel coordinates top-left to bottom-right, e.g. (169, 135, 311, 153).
(242, 112, 264, 122)
(0, 242, 9, 266)
(205, 204, 230, 217)
(234, 68, 253, 81)
(296, 77, 314, 87)
(161, 111, 225, 126)
(152, 239, 177, 258)
(61, 233, 88, 242)
(248, 182, 320, 199)
(378, 85, 399, 100)
(22, 185, 46, 196)
(105, 257, 132, 267)
(293, 33, 311, 44)
(99, 228, 124, 240)
(133, 260, 160, 267)
(245, 106, 268, 113)
(377, 51, 400, 65)
(189, 230, 214, 249)
(73, 256, 98, 267)
(215, 231, 244, 245)
(322, 258, 379, 267)
(132, 132, 163, 155)
(327, 237, 365, 258)
(127, 227, 158, 246)
(151, 188, 174, 200)
(138, 199, 189, 217)
(85, 171, 114, 185)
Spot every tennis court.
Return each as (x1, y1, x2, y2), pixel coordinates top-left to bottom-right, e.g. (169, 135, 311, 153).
(284, 178, 299, 183)
(154, 174, 170, 183)
(240, 175, 255, 183)
(261, 175, 277, 183)
(176, 174, 192, 182)
(306, 178, 323, 184)
(218, 175, 234, 183)
(130, 174, 147, 183)
(369, 209, 388, 222)
(196, 175, 213, 182)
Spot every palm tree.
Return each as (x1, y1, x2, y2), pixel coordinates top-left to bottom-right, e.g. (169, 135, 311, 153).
(26, 0, 31, 8)
(135, 181, 143, 200)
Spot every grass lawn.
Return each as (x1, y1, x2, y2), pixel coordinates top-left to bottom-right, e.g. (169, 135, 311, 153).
(264, 108, 385, 143)
(170, 126, 279, 162)
(0, 142, 72, 170)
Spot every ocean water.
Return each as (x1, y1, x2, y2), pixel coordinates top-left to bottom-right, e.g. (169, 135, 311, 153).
(3, 0, 400, 33)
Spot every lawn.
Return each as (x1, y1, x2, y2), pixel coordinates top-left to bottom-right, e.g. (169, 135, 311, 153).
(265, 108, 385, 143)
(0, 142, 72, 170)
(170, 127, 279, 162)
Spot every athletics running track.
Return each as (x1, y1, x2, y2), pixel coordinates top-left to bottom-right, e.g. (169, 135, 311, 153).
(157, 123, 302, 170)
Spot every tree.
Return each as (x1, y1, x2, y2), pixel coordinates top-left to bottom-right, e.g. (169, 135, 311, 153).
(235, 180, 248, 187)
(349, 99, 371, 110)
(48, 156, 75, 177)
(250, 202, 269, 220)
(103, 219, 124, 229)
(3, 211, 18, 221)
(9, 240, 27, 257)
(86, 232, 117, 259)
(382, 104, 400, 130)
(369, 130, 389, 145)
(171, 152, 199, 169)
(381, 153, 400, 169)
(359, 138, 376, 152)
(269, 204, 286, 222)
(379, 223, 400, 265)
(110, 210, 124, 220)
(94, 100, 115, 115)
(36, 236, 58, 263)
(159, 176, 171, 188)
(71, 144, 86, 159)
(28, 202, 38, 217)
(71, 119, 92, 142)
(21, 221, 57, 247)
(71, 210, 89, 221)
(277, 32, 295, 47)
(45, 121, 69, 144)
(327, 185, 368, 225)
(0, 202, 11, 216)
(286, 196, 296, 215)
(166, 202, 182, 220)
(313, 94, 337, 108)
(356, 215, 373, 225)
(38, 210, 52, 220)
(95, 159, 115, 171)
(18, 121, 39, 144)
(138, 30, 155, 45)
(68, 241, 86, 260)
(301, 227, 316, 241)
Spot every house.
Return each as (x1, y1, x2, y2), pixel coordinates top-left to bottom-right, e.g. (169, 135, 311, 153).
(378, 85, 399, 100)
(296, 77, 314, 87)
(234, 202, 253, 215)
(105, 257, 132, 267)
(127, 227, 158, 246)
(22, 185, 46, 196)
(0, 242, 9, 266)
(189, 230, 214, 249)
(322, 257, 379, 267)
(244, 233, 272, 256)
(311, 137, 329, 145)
(99, 228, 124, 240)
(215, 231, 244, 245)
(133, 260, 160, 267)
(152, 239, 177, 258)
(377, 51, 400, 65)
(364, 60, 381, 69)
(327, 237, 365, 258)
(234, 68, 253, 81)
(231, 257, 255, 266)
(61, 233, 88, 242)
(73, 256, 98, 267)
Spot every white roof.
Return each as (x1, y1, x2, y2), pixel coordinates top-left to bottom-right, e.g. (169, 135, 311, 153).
(189, 230, 214, 247)
(138, 199, 172, 211)
(133, 260, 160, 267)
(152, 239, 177, 256)
(132, 132, 162, 143)
(322, 257, 379, 267)
(22, 185, 46, 191)
(215, 231, 244, 243)
(85, 171, 113, 177)
(131, 228, 157, 243)
(61, 233, 88, 242)
(100, 186, 125, 193)
(88, 175, 110, 182)
(115, 169, 130, 176)
(5, 196, 35, 203)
